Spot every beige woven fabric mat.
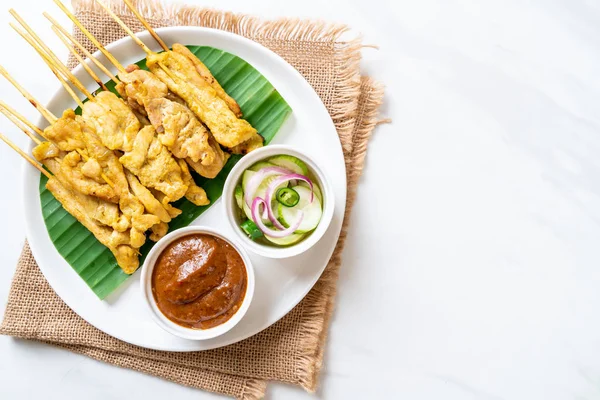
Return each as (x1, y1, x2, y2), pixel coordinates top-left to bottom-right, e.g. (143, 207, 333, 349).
(0, 0, 385, 398)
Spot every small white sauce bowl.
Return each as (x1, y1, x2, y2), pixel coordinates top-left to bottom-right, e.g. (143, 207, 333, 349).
(140, 226, 255, 340)
(223, 145, 335, 258)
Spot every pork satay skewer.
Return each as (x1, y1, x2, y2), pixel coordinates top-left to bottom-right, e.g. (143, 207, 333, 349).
(52, 26, 108, 91)
(45, 13, 121, 86)
(0, 65, 57, 124)
(0, 132, 138, 272)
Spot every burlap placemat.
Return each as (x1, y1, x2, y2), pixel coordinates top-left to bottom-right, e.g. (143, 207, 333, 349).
(0, 1, 385, 398)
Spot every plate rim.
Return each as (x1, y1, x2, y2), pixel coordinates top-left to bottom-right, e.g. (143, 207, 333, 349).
(22, 26, 347, 351)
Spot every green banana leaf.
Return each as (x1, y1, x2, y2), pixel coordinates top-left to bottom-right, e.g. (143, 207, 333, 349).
(38, 46, 292, 299)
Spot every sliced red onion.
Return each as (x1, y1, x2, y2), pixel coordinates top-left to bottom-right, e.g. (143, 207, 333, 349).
(261, 203, 269, 220)
(251, 197, 303, 238)
(244, 166, 291, 207)
(264, 173, 314, 229)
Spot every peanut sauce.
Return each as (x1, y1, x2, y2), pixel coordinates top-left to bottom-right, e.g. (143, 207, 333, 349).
(151, 234, 247, 329)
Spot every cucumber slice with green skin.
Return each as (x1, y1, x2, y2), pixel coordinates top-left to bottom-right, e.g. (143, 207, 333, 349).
(242, 170, 288, 201)
(234, 185, 244, 210)
(298, 181, 322, 202)
(277, 186, 322, 233)
(249, 161, 277, 172)
(264, 232, 306, 246)
(241, 170, 287, 224)
(242, 170, 256, 191)
(267, 155, 309, 176)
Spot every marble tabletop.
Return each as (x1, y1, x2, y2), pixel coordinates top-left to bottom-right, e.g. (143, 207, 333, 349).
(1, 0, 598, 399)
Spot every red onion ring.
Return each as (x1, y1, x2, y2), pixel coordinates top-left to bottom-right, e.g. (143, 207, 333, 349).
(244, 166, 292, 207)
(264, 173, 314, 229)
(251, 197, 303, 237)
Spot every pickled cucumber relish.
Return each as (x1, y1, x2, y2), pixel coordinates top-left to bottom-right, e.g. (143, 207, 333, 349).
(233, 155, 323, 246)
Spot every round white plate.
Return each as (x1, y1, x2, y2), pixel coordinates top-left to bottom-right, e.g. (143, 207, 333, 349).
(22, 27, 346, 351)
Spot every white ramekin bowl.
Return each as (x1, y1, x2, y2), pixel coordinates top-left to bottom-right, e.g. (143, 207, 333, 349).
(140, 226, 255, 340)
(223, 145, 335, 259)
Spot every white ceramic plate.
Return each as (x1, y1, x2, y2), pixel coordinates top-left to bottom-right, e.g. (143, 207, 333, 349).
(22, 27, 346, 351)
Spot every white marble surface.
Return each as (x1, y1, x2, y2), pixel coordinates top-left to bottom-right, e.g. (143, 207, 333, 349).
(1, 0, 599, 399)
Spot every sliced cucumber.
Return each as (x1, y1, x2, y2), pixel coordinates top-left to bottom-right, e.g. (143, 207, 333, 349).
(242, 170, 288, 200)
(277, 186, 322, 233)
(234, 185, 244, 210)
(298, 181, 322, 202)
(241, 170, 287, 225)
(267, 155, 309, 175)
(242, 170, 256, 191)
(264, 232, 306, 246)
(242, 201, 254, 223)
(249, 161, 276, 172)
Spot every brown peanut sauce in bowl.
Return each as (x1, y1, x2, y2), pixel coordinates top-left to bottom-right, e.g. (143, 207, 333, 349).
(151, 233, 248, 330)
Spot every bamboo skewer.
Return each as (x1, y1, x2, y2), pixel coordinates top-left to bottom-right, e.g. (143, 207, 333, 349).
(76, 148, 115, 188)
(0, 100, 45, 137)
(0, 131, 52, 178)
(53, 0, 127, 74)
(122, 0, 169, 51)
(0, 105, 42, 145)
(45, 15, 120, 85)
(158, 62, 179, 81)
(0, 64, 57, 124)
(95, 0, 153, 55)
(52, 26, 108, 91)
(9, 12, 94, 100)
(12, 25, 86, 109)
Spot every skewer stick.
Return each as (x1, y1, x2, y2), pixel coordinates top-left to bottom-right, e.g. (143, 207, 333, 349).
(0, 106, 42, 145)
(157, 62, 179, 81)
(11, 25, 86, 109)
(94, 0, 153, 55)
(0, 131, 52, 178)
(9, 14, 94, 100)
(52, 26, 108, 91)
(0, 100, 45, 137)
(122, 0, 168, 51)
(0, 64, 57, 124)
(75, 149, 115, 188)
(45, 14, 120, 85)
(52, 0, 126, 74)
